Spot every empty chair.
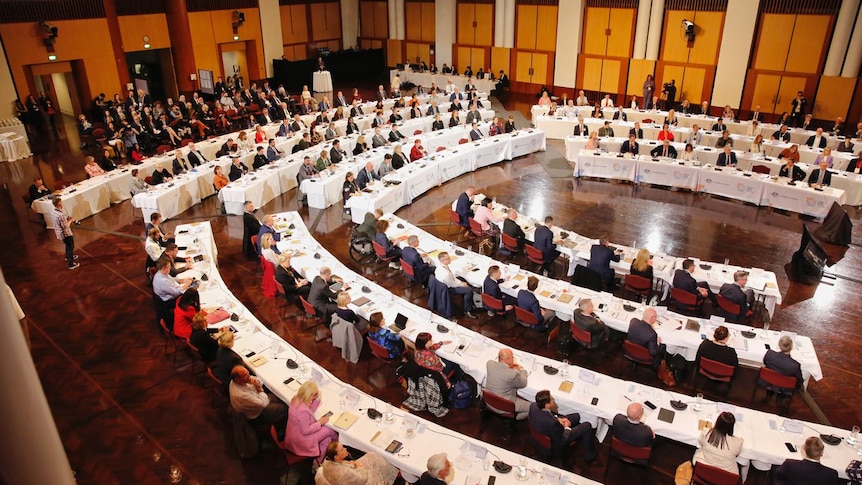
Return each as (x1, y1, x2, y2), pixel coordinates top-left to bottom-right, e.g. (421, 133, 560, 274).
(750, 164, 771, 175)
(624, 274, 652, 302)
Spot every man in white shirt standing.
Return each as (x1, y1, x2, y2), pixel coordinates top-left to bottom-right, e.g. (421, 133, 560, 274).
(51, 197, 79, 270)
(229, 366, 288, 432)
(435, 252, 477, 319)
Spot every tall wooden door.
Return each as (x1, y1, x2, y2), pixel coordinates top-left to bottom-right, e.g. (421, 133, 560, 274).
(749, 74, 806, 114)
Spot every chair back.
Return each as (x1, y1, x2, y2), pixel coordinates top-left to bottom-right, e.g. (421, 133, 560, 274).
(528, 420, 552, 452)
(413, 130, 422, 135)
(449, 209, 460, 226)
(757, 366, 797, 390)
(274, 279, 287, 298)
(481, 389, 516, 418)
(366, 336, 393, 362)
(698, 356, 735, 382)
(570, 322, 592, 347)
(156, 145, 172, 155)
(716, 294, 741, 315)
(299, 296, 317, 317)
(514, 305, 540, 328)
(623, 340, 653, 365)
(206, 367, 223, 387)
(251, 235, 259, 251)
(372, 240, 391, 260)
(610, 437, 652, 464)
(572, 265, 604, 292)
(22, 193, 31, 206)
(458, 138, 469, 144)
(546, 325, 560, 346)
(524, 244, 545, 265)
(400, 259, 416, 279)
(468, 218, 484, 237)
(181, 138, 193, 147)
(144, 176, 153, 185)
(482, 293, 504, 313)
(624, 274, 652, 294)
(670, 287, 698, 308)
(751, 164, 771, 175)
(692, 461, 740, 485)
(436, 146, 446, 152)
(501, 233, 519, 253)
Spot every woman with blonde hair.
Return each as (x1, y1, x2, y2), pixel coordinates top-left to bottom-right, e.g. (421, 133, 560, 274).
(630, 248, 653, 285)
(260, 233, 279, 266)
(353, 135, 368, 155)
(284, 381, 338, 461)
(586, 131, 600, 150)
(749, 134, 764, 155)
(237, 130, 254, 151)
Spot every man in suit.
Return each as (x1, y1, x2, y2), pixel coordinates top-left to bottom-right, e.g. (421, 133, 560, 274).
(588, 236, 620, 286)
(650, 140, 677, 159)
(465, 105, 482, 125)
(600, 94, 614, 108)
(308, 266, 340, 321)
(324, 122, 337, 141)
(417, 454, 453, 485)
(528, 390, 596, 463)
(330, 139, 347, 164)
(170, 153, 189, 176)
(806, 128, 828, 149)
(449, 87, 463, 102)
(516, 276, 555, 330)
(334, 90, 349, 108)
(760, 335, 803, 398)
(612, 403, 655, 462)
(349, 100, 364, 118)
(629, 122, 644, 139)
(716, 145, 737, 167)
(750, 105, 763, 123)
(228, 157, 248, 182)
(612, 109, 627, 121)
(688, 125, 703, 146)
(698, 101, 710, 115)
(718, 270, 754, 322)
(375, 84, 387, 102)
(673, 258, 714, 316)
(677, 99, 693, 114)
(371, 127, 388, 148)
(829, 117, 844, 136)
(266, 139, 283, 162)
(790, 91, 807, 127)
(483, 265, 516, 310)
(469, 123, 483, 141)
(572, 117, 589, 137)
(714, 130, 734, 149)
(572, 299, 609, 349)
(534, 216, 562, 271)
(711, 118, 727, 132)
(485, 348, 529, 419)
(808, 159, 832, 187)
(778, 158, 806, 181)
(774, 437, 839, 485)
(252, 146, 269, 170)
(256, 214, 281, 255)
(627, 308, 665, 370)
(503, 208, 528, 252)
(242, 201, 261, 260)
(621, 134, 639, 155)
(435, 251, 477, 318)
(772, 125, 792, 142)
(276, 119, 290, 137)
(355, 161, 380, 189)
(598, 121, 615, 137)
(455, 186, 475, 231)
(186, 143, 207, 167)
(289, 114, 306, 133)
(402, 235, 434, 286)
(388, 126, 406, 142)
(426, 101, 441, 116)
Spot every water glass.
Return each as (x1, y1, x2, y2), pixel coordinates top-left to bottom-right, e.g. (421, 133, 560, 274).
(724, 258, 730, 266)
(517, 458, 528, 478)
(561, 360, 569, 379)
(762, 322, 770, 340)
(693, 393, 703, 413)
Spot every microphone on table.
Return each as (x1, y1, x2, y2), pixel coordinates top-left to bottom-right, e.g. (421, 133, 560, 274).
(665, 389, 689, 410)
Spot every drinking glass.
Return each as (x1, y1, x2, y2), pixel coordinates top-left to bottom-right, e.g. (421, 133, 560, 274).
(762, 322, 770, 340)
(693, 393, 703, 413)
(561, 359, 569, 379)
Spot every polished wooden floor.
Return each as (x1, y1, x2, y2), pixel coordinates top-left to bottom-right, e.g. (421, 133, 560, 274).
(3, 90, 861, 485)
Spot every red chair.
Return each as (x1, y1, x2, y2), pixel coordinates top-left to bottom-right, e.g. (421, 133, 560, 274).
(480, 389, 518, 439)
(500, 232, 520, 257)
(144, 176, 153, 185)
(525, 419, 553, 461)
(206, 367, 227, 407)
(181, 138, 193, 147)
(372, 240, 399, 269)
(514, 305, 546, 348)
(623, 340, 654, 373)
(436, 146, 446, 152)
(751, 164, 771, 175)
(458, 138, 469, 144)
(624, 274, 652, 302)
(447, 209, 464, 240)
(468, 218, 484, 238)
(695, 357, 736, 394)
(299, 296, 326, 342)
(752, 366, 798, 410)
(524, 244, 549, 274)
(269, 425, 315, 478)
(366, 336, 398, 385)
(670, 287, 699, 315)
(604, 436, 653, 482)
(570, 321, 594, 350)
(692, 461, 740, 485)
(413, 130, 422, 135)
(93, 128, 107, 144)
(716, 294, 753, 323)
(156, 144, 172, 155)
(399, 258, 418, 287)
(159, 318, 187, 368)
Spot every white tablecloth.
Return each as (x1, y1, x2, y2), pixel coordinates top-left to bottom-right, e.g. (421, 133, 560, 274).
(312, 71, 333, 93)
(0, 132, 31, 162)
(390, 69, 497, 94)
(131, 159, 233, 221)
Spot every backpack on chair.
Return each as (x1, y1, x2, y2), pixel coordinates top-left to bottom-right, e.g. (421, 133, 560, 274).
(448, 374, 477, 409)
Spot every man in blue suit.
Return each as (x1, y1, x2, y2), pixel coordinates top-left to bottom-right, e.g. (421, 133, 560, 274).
(717, 270, 754, 322)
(672, 259, 714, 316)
(627, 308, 665, 370)
(774, 437, 839, 485)
(759, 335, 803, 399)
(355, 161, 380, 189)
(256, 214, 281, 255)
(483, 265, 516, 311)
(534, 216, 561, 273)
(454, 186, 475, 234)
(516, 276, 554, 330)
(402, 235, 434, 286)
(528, 390, 596, 464)
(587, 236, 620, 287)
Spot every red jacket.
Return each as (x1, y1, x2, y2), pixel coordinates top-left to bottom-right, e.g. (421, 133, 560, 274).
(174, 303, 204, 339)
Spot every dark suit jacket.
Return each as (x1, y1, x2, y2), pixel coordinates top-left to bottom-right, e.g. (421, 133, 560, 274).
(469, 129, 482, 141)
(483, 276, 506, 301)
(573, 310, 609, 348)
(716, 152, 737, 166)
(252, 154, 268, 170)
(779, 164, 806, 181)
(516, 290, 546, 326)
(761, 350, 803, 391)
(432, 120, 444, 131)
(528, 403, 577, 456)
(503, 218, 526, 243)
(402, 246, 433, 284)
(612, 414, 654, 459)
(256, 225, 280, 255)
(572, 124, 589, 136)
(151, 168, 171, 185)
(672, 269, 700, 295)
(774, 459, 838, 485)
(172, 157, 190, 175)
(627, 318, 659, 356)
(355, 167, 379, 189)
(650, 145, 677, 158)
(588, 244, 620, 283)
(308, 275, 338, 313)
(718, 282, 751, 321)
(696, 340, 738, 370)
(330, 147, 345, 164)
(228, 163, 247, 181)
(416, 472, 447, 485)
(534, 225, 557, 261)
(187, 151, 207, 167)
(242, 212, 262, 259)
(455, 192, 473, 227)
(621, 140, 639, 155)
(629, 128, 644, 138)
(806, 135, 828, 149)
(750, 112, 763, 122)
(807, 169, 832, 186)
(772, 130, 791, 142)
(388, 130, 405, 142)
(215, 347, 243, 391)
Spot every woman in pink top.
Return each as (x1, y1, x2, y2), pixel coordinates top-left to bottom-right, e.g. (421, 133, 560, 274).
(473, 197, 503, 237)
(84, 156, 106, 178)
(284, 381, 337, 462)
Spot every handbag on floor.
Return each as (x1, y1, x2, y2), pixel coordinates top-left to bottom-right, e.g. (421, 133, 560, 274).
(658, 360, 676, 387)
(674, 461, 693, 485)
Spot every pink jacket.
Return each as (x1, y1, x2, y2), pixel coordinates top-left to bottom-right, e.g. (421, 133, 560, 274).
(283, 399, 337, 460)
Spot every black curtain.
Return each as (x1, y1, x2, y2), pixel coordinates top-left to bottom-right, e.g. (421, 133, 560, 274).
(272, 49, 386, 94)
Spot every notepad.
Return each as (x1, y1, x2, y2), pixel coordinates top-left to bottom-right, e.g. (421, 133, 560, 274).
(698, 420, 713, 430)
(557, 293, 574, 304)
(559, 381, 574, 393)
(249, 355, 268, 367)
(333, 412, 359, 430)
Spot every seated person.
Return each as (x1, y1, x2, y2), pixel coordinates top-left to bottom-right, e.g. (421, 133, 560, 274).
(214, 331, 243, 391)
(173, 288, 206, 339)
(572, 298, 609, 348)
(454, 186, 475, 233)
(807, 160, 832, 187)
(414, 332, 458, 387)
(283, 381, 337, 462)
(778, 144, 800, 163)
(673, 258, 715, 316)
(629, 248, 654, 286)
(29, 177, 51, 200)
(366, 311, 405, 359)
(779, 158, 806, 182)
(229, 365, 288, 432)
(320, 441, 399, 485)
(775, 437, 839, 485)
(485, 348, 530, 420)
(696, 325, 738, 370)
(716, 145, 737, 167)
(627, 308, 665, 370)
(435, 251, 477, 319)
(692, 412, 743, 477)
(334, 291, 366, 331)
(274, 253, 311, 302)
(650, 140, 677, 159)
(516, 276, 554, 331)
(759, 335, 803, 399)
(528, 390, 596, 463)
(483, 265, 516, 311)
(308, 266, 341, 321)
(189, 313, 227, 363)
(613, 403, 655, 461)
(374, 219, 406, 267)
(534, 216, 562, 270)
(402, 235, 434, 286)
(718, 270, 754, 322)
(472, 197, 503, 239)
(502, 208, 528, 252)
(587, 235, 620, 287)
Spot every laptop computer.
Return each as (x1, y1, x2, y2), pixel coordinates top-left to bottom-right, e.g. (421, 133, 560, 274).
(389, 313, 408, 333)
(329, 281, 343, 292)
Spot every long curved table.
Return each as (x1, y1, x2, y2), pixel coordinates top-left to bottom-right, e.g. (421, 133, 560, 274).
(176, 218, 600, 485)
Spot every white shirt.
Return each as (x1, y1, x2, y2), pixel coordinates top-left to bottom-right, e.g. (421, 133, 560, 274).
(229, 379, 269, 419)
(145, 238, 164, 262)
(601, 98, 614, 108)
(434, 264, 459, 288)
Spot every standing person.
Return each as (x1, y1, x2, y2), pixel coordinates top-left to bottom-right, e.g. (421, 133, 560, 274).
(642, 75, 655, 110)
(242, 201, 261, 260)
(790, 91, 807, 127)
(51, 198, 79, 270)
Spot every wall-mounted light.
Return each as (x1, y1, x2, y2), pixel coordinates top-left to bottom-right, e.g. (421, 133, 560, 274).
(48, 54, 57, 61)
(143, 35, 151, 49)
(233, 35, 240, 41)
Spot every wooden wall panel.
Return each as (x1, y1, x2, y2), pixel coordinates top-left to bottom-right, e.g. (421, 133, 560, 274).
(457, 4, 476, 44)
(784, 15, 829, 74)
(118, 14, 171, 52)
(662, 10, 692, 63)
(582, 7, 609, 55)
(600, 59, 620, 92)
(660, 64, 686, 100)
(626, 59, 655, 96)
(360, 1, 388, 39)
(405, 42, 431, 64)
(281, 5, 309, 45)
(813, 76, 855, 121)
(360, 38, 383, 49)
(386, 39, 404, 66)
(680, 67, 705, 104)
(282, 44, 305, 61)
(606, 8, 633, 57)
(491, 47, 511, 77)
(688, 11, 723, 65)
(535, 6, 558, 51)
(516, 5, 538, 49)
(422, 3, 436, 41)
(582, 57, 604, 91)
(0, 19, 120, 100)
(532, 52, 549, 86)
(753, 14, 794, 71)
(514, 51, 533, 83)
(475, 4, 494, 46)
(310, 2, 342, 41)
(748, 74, 782, 112)
(405, 2, 435, 41)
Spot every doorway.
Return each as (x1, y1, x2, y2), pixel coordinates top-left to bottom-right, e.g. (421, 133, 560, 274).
(218, 40, 260, 87)
(28, 62, 83, 118)
(126, 49, 176, 103)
